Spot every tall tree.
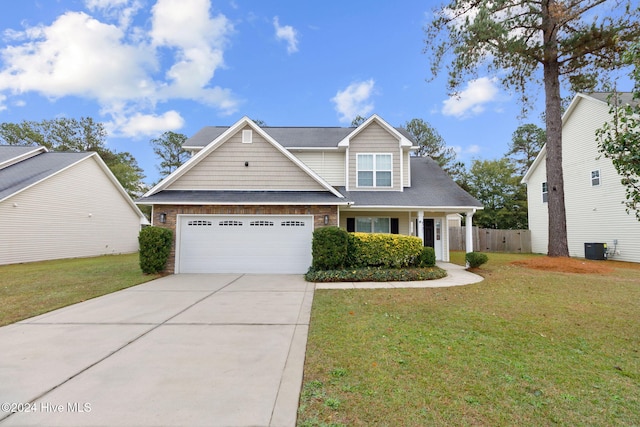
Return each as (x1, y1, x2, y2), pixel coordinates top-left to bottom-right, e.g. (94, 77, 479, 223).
(404, 118, 466, 182)
(150, 131, 189, 178)
(351, 115, 367, 127)
(464, 158, 528, 229)
(0, 118, 145, 198)
(596, 42, 640, 220)
(508, 124, 546, 176)
(424, 0, 640, 256)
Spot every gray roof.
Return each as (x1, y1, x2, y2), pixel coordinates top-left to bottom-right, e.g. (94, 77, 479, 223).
(183, 126, 416, 149)
(0, 146, 42, 166)
(339, 157, 482, 209)
(588, 92, 636, 106)
(137, 190, 348, 205)
(137, 157, 482, 210)
(0, 148, 92, 201)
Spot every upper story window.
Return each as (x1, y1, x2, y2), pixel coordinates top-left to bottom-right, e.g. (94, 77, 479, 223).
(591, 170, 601, 186)
(542, 182, 548, 203)
(357, 153, 392, 187)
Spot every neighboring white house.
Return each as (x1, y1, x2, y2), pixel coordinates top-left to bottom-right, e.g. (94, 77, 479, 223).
(522, 93, 640, 263)
(0, 146, 148, 265)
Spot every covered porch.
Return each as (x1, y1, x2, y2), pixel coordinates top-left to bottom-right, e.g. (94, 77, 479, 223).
(337, 207, 477, 262)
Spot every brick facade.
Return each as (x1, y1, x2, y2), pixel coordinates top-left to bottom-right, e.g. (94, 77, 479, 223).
(152, 204, 338, 273)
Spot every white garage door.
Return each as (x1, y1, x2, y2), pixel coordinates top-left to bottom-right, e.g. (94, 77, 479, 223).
(177, 215, 313, 274)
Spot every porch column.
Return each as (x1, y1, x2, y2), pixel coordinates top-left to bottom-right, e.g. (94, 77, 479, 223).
(466, 209, 475, 254)
(418, 210, 424, 244)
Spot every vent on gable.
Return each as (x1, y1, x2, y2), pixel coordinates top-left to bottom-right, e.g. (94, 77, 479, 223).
(242, 129, 253, 144)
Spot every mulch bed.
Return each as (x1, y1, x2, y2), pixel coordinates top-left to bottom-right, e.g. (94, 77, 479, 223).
(511, 256, 615, 274)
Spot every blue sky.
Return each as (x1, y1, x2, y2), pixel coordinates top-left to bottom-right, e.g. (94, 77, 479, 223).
(0, 0, 564, 185)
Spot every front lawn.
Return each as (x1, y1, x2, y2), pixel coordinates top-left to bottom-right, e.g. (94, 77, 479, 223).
(299, 252, 640, 426)
(0, 253, 160, 326)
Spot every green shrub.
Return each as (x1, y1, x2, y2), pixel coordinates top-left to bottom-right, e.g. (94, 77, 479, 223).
(417, 246, 436, 267)
(305, 266, 447, 282)
(311, 226, 350, 270)
(466, 251, 488, 268)
(138, 226, 173, 274)
(350, 233, 424, 268)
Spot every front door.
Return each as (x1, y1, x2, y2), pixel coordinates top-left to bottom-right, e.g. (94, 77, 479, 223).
(423, 218, 435, 248)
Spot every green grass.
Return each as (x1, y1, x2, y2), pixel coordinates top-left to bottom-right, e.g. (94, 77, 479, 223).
(299, 252, 640, 426)
(0, 253, 160, 326)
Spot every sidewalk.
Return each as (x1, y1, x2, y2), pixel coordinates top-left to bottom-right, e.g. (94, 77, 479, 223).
(314, 262, 484, 289)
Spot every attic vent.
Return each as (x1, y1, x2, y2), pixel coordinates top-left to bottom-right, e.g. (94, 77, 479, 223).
(219, 220, 243, 226)
(188, 220, 212, 226)
(250, 220, 274, 227)
(281, 221, 305, 227)
(242, 129, 253, 144)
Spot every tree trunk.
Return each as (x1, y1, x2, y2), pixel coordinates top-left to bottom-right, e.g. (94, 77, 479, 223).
(542, 0, 570, 257)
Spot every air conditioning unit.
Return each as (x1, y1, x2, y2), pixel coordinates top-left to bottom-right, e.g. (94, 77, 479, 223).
(584, 243, 607, 260)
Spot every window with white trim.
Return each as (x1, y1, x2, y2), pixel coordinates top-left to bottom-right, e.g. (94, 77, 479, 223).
(542, 182, 548, 203)
(591, 170, 601, 186)
(355, 217, 390, 233)
(357, 154, 392, 187)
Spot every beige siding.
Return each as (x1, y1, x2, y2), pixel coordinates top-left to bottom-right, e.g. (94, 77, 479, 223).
(404, 151, 411, 187)
(0, 157, 141, 265)
(526, 151, 549, 254)
(348, 122, 402, 190)
(293, 151, 345, 186)
(168, 126, 325, 191)
(562, 98, 640, 263)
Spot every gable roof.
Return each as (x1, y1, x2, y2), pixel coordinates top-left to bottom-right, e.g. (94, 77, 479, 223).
(339, 157, 482, 210)
(338, 114, 415, 148)
(145, 116, 344, 198)
(0, 146, 147, 222)
(181, 116, 416, 151)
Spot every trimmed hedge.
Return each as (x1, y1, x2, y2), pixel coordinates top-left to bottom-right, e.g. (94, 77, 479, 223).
(311, 226, 350, 270)
(417, 246, 436, 267)
(466, 251, 489, 268)
(350, 232, 424, 268)
(139, 226, 173, 274)
(305, 266, 447, 282)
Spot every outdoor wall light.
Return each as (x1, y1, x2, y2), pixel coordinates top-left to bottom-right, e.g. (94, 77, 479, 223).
(324, 215, 329, 225)
(245, 161, 249, 167)
(159, 212, 167, 224)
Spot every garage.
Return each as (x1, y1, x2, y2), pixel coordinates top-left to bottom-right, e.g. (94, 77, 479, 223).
(176, 215, 314, 274)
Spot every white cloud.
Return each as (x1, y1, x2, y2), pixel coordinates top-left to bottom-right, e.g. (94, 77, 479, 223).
(442, 77, 499, 118)
(331, 79, 375, 124)
(114, 110, 185, 137)
(273, 16, 298, 54)
(0, 0, 239, 137)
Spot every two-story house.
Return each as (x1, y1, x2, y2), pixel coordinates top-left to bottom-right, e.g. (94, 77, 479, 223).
(138, 115, 482, 273)
(522, 93, 640, 263)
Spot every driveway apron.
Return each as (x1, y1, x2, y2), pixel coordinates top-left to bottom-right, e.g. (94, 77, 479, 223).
(0, 274, 314, 427)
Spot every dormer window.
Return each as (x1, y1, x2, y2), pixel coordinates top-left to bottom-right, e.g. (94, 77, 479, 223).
(357, 153, 392, 187)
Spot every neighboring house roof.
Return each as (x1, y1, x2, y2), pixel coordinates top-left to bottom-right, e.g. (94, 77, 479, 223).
(0, 146, 147, 223)
(340, 157, 482, 210)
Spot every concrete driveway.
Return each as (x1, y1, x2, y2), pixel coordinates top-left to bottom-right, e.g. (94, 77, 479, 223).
(0, 274, 314, 427)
